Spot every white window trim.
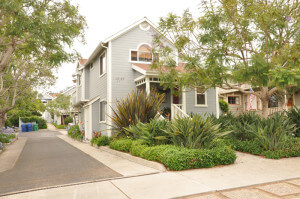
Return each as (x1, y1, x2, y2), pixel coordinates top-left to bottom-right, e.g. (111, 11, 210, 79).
(227, 95, 241, 105)
(195, 89, 208, 107)
(99, 51, 107, 78)
(99, 99, 107, 123)
(129, 43, 154, 63)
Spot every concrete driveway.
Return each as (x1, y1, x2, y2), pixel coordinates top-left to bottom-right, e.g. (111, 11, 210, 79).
(0, 130, 121, 195)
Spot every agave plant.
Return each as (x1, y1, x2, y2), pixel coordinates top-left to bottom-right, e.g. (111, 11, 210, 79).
(247, 112, 297, 151)
(229, 112, 261, 141)
(285, 106, 300, 137)
(124, 119, 171, 145)
(110, 89, 165, 137)
(167, 114, 231, 149)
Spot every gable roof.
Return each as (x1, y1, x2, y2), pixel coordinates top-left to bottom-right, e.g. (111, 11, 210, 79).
(79, 59, 87, 66)
(84, 17, 173, 67)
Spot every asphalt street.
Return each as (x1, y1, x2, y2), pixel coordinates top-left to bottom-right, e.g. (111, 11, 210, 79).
(0, 130, 121, 195)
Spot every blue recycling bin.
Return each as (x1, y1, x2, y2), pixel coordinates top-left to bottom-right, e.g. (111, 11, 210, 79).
(27, 123, 33, 132)
(21, 124, 27, 132)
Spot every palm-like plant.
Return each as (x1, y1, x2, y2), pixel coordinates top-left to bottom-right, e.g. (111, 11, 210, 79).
(247, 113, 297, 151)
(285, 106, 300, 137)
(168, 114, 230, 149)
(110, 89, 165, 137)
(124, 119, 171, 145)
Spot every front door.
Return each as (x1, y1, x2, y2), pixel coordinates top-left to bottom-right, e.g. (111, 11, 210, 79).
(287, 94, 294, 107)
(84, 105, 92, 140)
(173, 95, 180, 104)
(172, 88, 180, 104)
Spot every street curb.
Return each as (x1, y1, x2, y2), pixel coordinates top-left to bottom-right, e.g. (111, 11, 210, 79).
(0, 171, 160, 197)
(100, 146, 167, 172)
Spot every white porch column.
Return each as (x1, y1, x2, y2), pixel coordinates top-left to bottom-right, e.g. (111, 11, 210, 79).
(182, 87, 187, 113)
(146, 77, 150, 95)
(215, 87, 220, 118)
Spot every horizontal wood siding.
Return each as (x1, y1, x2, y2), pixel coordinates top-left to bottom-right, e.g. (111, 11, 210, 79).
(89, 53, 107, 100)
(186, 88, 217, 115)
(91, 99, 107, 134)
(110, 25, 174, 106)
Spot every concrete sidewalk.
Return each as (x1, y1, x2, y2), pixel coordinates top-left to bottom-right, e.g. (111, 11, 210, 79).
(3, 124, 297, 199)
(0, 137, 27, 173)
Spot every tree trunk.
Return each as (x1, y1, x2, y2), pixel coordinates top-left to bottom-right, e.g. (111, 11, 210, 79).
(261, 98, 269, 118)
(261, 87, 269, 118)
(0, 111, 7, 127)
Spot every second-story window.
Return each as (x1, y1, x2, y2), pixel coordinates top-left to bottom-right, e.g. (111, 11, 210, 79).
(100, 52, 106, 76)
(78, 74, 81, 85)
(131, 44, 157, 62)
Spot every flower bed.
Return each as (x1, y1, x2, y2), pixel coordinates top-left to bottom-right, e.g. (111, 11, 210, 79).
(91, 135, 111, 147)
(109, 139, 236, 171)
(67, 125, 84, 141)
(0, 127, 18, 151)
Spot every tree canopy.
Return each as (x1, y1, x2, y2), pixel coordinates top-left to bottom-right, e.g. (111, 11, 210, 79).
(153, 0, 300, 117)
(46, 94, 71, 119)
(0, 0, 86, 72)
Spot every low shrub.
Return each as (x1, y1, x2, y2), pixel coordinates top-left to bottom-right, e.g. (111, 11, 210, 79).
(64, 116, 73, 125)
(56, 125, 67, 129)
(219, 99, 229, 114)
(109, 139, 237, 171)
(230, 139, 263, 155)
(91, 136, 110, 146)
(109, 139, 133, 152)
(229, 137, 300, 159)
(68, 125, 84, 141)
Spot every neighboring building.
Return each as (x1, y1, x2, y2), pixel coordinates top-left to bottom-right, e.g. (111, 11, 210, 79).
(219, 87, 300, 116)
(53, 86, 76, 125)
(72, 17, 220, 140)
(39, 93, 54, 123)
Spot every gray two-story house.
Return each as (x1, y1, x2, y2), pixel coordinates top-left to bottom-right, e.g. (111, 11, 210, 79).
(72, 17, 220, 140)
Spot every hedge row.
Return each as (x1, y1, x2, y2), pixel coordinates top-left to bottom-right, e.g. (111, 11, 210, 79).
(21, 116, 47, 129)
(109, 139, 236, 171)
(229, 138, 300, 159)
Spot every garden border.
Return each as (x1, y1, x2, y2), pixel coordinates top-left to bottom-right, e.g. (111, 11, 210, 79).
(99, 146, 167, 172)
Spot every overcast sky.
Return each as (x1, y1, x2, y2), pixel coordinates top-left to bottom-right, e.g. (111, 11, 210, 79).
(49, 0, 200, 92)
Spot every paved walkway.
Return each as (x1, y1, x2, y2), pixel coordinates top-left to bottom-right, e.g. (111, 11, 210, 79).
(0, 130, 121, 196)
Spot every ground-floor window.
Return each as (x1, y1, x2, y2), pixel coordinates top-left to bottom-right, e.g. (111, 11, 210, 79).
(228, 96, 240, 105)
(100, 100, 107, 122)
(195, 88, 207, 106)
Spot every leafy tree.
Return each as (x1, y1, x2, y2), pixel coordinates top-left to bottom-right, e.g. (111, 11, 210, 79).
(0, 0, 86, 126)
(46, 94, 71, 125)
(153, 0, 300, 118)
(6, 91, 45, 127)
(0, 0, 86, 73)
(0, 56, 54, 126)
